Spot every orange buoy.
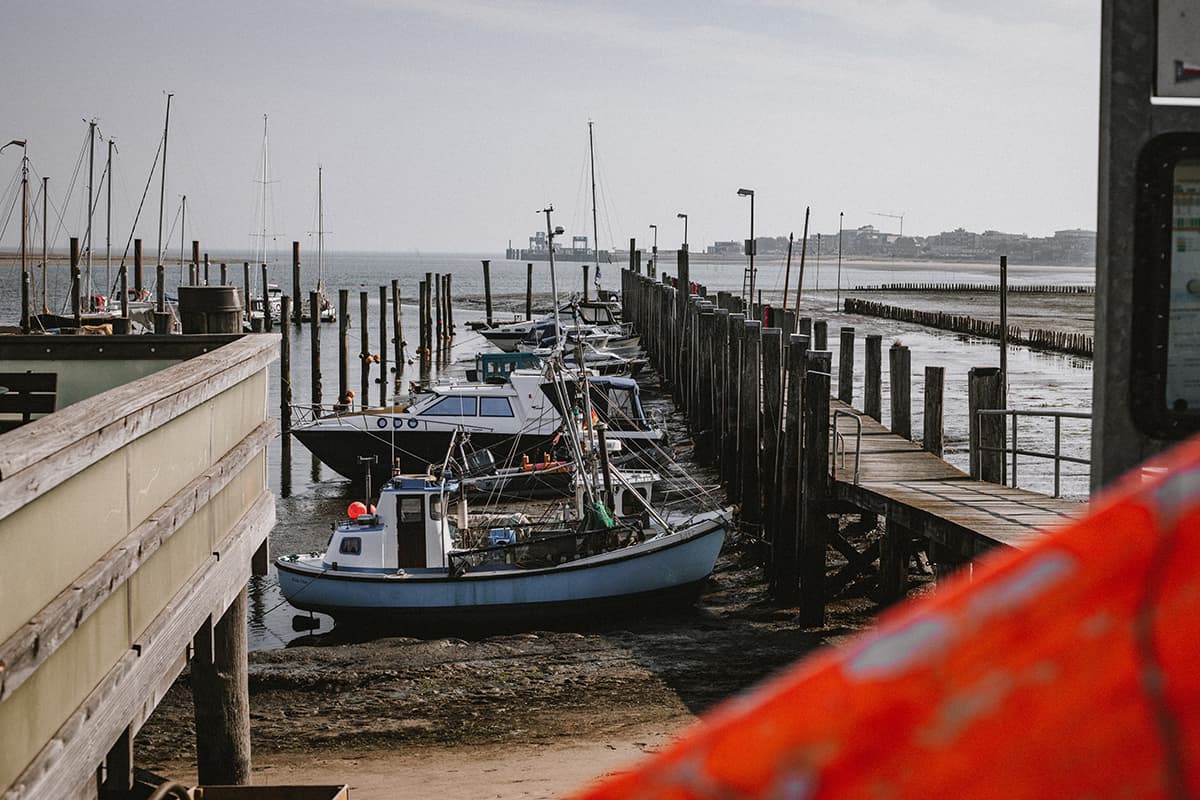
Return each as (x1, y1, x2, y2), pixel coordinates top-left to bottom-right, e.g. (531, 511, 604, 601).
(347, 501, 368, 520)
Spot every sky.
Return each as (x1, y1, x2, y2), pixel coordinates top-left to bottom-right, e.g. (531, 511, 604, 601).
(0, 0, 1100, 256)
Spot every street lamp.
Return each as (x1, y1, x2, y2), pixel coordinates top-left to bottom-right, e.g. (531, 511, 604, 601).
(737, 188, 755, 307)
(676, 213, 688, 251)
(648, 223, 658, 277)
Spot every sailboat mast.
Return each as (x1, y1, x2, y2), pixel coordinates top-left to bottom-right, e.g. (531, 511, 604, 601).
(318, 165, 324, 295)
(259, 115, 269, 266)
(588, 120, 600, 291)
(106, 137, 114, 299)
(86, 120, 95, 308)
(41, 176, 48, 313)
(157, 93, 173, 281)
(20, 150, 27, 330)
(180, 195, 186, 284)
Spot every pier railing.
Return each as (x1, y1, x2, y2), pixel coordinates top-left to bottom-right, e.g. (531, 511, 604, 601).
(975, 408, 1092, 498)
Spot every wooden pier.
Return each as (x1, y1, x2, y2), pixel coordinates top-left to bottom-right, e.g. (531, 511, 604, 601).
(621, 253, 1085, 624)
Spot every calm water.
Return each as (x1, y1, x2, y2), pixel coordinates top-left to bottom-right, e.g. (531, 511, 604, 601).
(0, 251, 1096, 649)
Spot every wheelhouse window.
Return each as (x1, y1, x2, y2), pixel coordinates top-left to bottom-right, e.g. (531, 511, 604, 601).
(339, 537, 362, 555)
(479, 396, 514, 417)
(607, 387, 638, 428)
(429, 495, 443, 521)
(421, 396, 478, 416)
(399, 497, 424, 523)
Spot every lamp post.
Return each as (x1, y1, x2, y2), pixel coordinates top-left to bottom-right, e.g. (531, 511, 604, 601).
(676, 213, 688, 251)
(836, 211, 844, 310)
(3, 139, 29, 331)
(737, 188, 755, 307)
(648, 223, 658, 277)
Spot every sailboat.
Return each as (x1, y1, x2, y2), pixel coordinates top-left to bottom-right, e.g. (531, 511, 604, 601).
(301, 165, 336, 323)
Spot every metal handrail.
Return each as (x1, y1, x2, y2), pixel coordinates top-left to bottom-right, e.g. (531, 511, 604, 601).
(832, 408, 863, 485)
(975, 408, 1091, 497)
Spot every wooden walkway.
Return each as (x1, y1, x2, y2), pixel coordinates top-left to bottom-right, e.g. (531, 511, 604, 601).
(829, 400, 1084, 559)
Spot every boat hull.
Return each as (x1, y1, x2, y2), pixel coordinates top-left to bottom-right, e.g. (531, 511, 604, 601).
(276, 519, 724, 630)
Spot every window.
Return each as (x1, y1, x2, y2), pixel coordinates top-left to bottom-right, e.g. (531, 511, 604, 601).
(399, 497, 424, 523)
(421, 396, 478, 416)
(338, 537, 362, 555)
(429, 495, 443, 521)
(479, 397, 514, 417)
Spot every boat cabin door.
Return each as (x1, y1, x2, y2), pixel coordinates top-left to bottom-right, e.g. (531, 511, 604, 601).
(395, 494, 429, 568)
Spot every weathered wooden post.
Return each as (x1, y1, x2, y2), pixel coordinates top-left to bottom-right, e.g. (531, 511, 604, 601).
(797, 316, 812, 338)
(417, 279, 427, 362)
(924, 365, 945, 457)
(864, 334, 882, 421)
(444, 273, 454, 345)
(310, 291, 322, 413)
(799, 350, 832, 626)
(289, 241, 301, 325)
(154, 264, 169, 334)
(740, 320, 763, 526)
(583, 264, 590, 301)
(760, 326, 784, 568)
(482, 259, 493, 325)
(775, 333, 810, 602)
(879, 520, 914, 604)
(281, 296, 292, 438)
(968, 366, 1005, 482)
(526, 262, 534, 320)
(260, 264, 271, 332)
(391, 279, 403, 368)
(133, 238, 144, 296)
(191, 240, 200, 285)
(360, 290, 370, 406)
(203, 253, 210, 285)
(812, 319, 827, 350)
(243, 262, 251, 322)
(192, 591, 251, 786)
(338, 290, 350, 406)
(433, 272, 443, 355)
(889, 343, 912, 439)
(379, 286, 389, 406)
(219, 262, 227, 286)
(838, 326, 855, 404)
(70, 237, 82, 329)
(723, 313, 745, 495)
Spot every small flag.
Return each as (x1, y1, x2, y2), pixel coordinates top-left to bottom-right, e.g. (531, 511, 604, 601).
(1176, 59, 1200, 83)
(593, 266, 602, 285)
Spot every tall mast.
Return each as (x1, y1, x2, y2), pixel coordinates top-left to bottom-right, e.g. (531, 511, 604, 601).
(318, 164, 324, 292)
(20, 149, 28, 330)
(180, 195, 186, 284)
(41, 176, 48, 312)
(157, 93, 173, 280)
(86, 120, 95, 308)
(588, 120, 600, 287)
(106, 137, 114, 300)
(258, 114, 269, 265)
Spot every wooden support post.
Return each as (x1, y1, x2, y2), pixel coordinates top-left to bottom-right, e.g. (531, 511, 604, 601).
(191, 240, 200, 285)
(760, 326, 783, 570)
(243, 262, 251, 322)
(711, 308, 730, 466)
(799, 349, 832, 626)
(740, 320, 763, 526)
(583, 264, 590, 301)
(969, 366, 1005, 482)
(724, 313, 745, 497)
(310, 291, 322, 413)
(338, 290, 349, 406)
(797, 316, 812, 338)
(628, 238, 637, 275)
(433, 272, 442, 355)
(392, 279, 403, 368)
(70, 237, 81, 328)
(154, 264, 169, 334)
(838, 326, 855, 405)
(444, 273, 454, 344)
(418, 279, 427, 362)
(261, 264, 271, 332)
(220, 262, 227, 286)
(924, 365, 945, 457)
(482, 259, 493, 325)
(203, 253, 210, 285)
(360, 291, 370, 406)
(379, 286, 389, 406)
(889, 343, 912, 439)
(812, 320, 827, 350)
(776, 333, 810, 602)
(119, 260, 129, 324)
(192, 588, 251, 786)
(525, 263, 534, 320)
(424, 271, 433, 362)
(280, 296, 292, 437)
(878, 521, 912, 604)
(133, 238, 143, 295)
(864, 334, 882, 421)
(100, 726, 134, 799)
(292, 241, 302, 325)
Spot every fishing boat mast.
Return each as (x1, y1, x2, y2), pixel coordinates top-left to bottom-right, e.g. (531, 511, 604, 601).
(41, 175, 48, 313)
(588, 120, 600, 296)
(86, 119, 95, 309)
(157, 94, 172, 285)
(106, 137, 115, 299)
(318, 165, 325, 307)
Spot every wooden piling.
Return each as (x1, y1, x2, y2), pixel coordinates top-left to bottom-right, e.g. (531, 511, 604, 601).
(261, 264, 272, 332)
(360, 291, 370, 406)
(203, 253, 210, 285)
(740, 320, 762, 525)
(924, 365, 945, 457)
(392, 279, 403, 369)
(482, 259, 493, 325)
(797, 316, 812, 338)
(799, 350, 832, 626)
(889, 343, 912, 439)
(775, 333, 810, 602)
(243, 262, 251, 320)
(220, 262, 227, 286)
(154, 265, 169, 334)
(864, 334, 882, 421)
(760, 326, 783, 567)
(338, 290, 350, 406)
(583, 265, 590, 302)
(723, 313, 745, 495)
(191, 240, 200, 285)
(379, 286, 389, 406)
(192, 589, 251, 786)
(526, 263, 534, 320)
(292, 241, 302, 325)
(434, 272, 443, 354)
(70, 237, 82, 328)
(444, 273, 454, 345)
(310, 291, 322, 413)
(281, 296, 292, 438)
(133, 238, 143, 295)
(968, 366, 1005, 482)
(879, 521, 913, 604)
(838, 326, 855, 405)
(813, 320, 827, 350)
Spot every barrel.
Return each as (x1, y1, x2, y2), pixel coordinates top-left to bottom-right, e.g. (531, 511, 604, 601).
(178, 286, 243, 334)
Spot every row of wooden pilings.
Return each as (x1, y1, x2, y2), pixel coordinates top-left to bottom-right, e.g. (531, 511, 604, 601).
(621, 250, 1011, 623)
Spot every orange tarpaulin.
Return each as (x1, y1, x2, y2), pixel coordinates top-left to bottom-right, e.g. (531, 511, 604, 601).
(573, 438, 1200, 799)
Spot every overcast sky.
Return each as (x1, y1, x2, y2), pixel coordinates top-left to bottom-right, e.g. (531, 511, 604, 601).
(0, 0, 1099, 256)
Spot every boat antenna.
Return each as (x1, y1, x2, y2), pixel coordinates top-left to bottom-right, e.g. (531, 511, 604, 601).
(357, 455, 377, 511)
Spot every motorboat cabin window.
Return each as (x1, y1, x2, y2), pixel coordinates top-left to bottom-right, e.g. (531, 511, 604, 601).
(479, 397, 514, 417)
(399, 497, 424, 523)
(429, 495, 443, 521)
(338, 537, 362, 555)
(422, 396, 478, 416)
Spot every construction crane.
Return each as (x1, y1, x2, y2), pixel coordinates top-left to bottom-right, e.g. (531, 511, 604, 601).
(870, 211, 906, 237)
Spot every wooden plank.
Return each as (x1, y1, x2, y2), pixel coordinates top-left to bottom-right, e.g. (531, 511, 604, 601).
(4, 492, 274, 800)
(0, 420, 274, 704)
